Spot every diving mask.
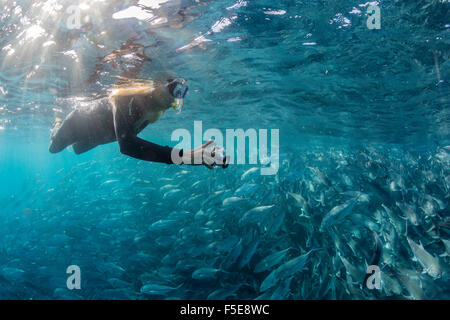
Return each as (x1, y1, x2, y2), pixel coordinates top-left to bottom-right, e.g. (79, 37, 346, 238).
(167, 78, 189, 113)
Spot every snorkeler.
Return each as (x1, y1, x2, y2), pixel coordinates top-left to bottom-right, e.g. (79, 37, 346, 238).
(49, 78, 229, 169)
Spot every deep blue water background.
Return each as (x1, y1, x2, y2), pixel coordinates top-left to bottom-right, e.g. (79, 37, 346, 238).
(0, 0, 449, 299)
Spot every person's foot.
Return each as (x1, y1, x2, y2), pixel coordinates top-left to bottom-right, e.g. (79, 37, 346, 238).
(50, 118, 62, 137)
(49, 118, 64, 153)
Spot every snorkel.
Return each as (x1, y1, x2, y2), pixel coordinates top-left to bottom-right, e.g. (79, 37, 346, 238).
(167, 78, 188, 113)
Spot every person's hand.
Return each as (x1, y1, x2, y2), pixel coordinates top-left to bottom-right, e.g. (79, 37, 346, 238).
(182, 140, 230, 169)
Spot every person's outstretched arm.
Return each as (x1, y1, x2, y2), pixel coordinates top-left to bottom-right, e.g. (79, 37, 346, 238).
(113, 101, 229, 167)
(113, 102, 182, 164)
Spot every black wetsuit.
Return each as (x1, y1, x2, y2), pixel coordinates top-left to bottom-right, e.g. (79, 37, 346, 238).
(49, 97, 182, 164)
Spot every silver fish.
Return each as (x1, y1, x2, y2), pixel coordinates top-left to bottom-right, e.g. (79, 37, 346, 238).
(192, 267, 221, 280)
(320, 197, 359, 231)
(407, 237, 441, 279)
(260, 249, 318, 292)
(140, 283, 181, 296)
(254, 248, 290, 273)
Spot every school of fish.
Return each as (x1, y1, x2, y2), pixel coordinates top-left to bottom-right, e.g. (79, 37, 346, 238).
(0, 144, 449, 299)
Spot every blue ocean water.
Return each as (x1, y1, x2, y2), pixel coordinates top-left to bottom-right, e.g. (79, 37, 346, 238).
(0, 0, 449, 299)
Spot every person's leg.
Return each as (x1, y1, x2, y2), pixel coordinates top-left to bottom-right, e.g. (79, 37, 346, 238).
(72, 140, 97, 154)
(49, 110, 84, 153)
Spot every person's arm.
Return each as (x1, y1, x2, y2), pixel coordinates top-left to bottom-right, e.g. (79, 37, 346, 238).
(113, 102, 182, 164)
(113, 101, 229, 167)
(180, 140, 230, 169)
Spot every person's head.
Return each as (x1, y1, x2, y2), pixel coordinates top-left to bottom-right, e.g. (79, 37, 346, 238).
(166, 78, 189, 113)
(109, 82, 154, 111)
(108, 75, 189, 113)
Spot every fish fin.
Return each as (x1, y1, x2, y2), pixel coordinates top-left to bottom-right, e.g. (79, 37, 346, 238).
(418, 241, 425, 249)
(298, 245, 306, 255)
